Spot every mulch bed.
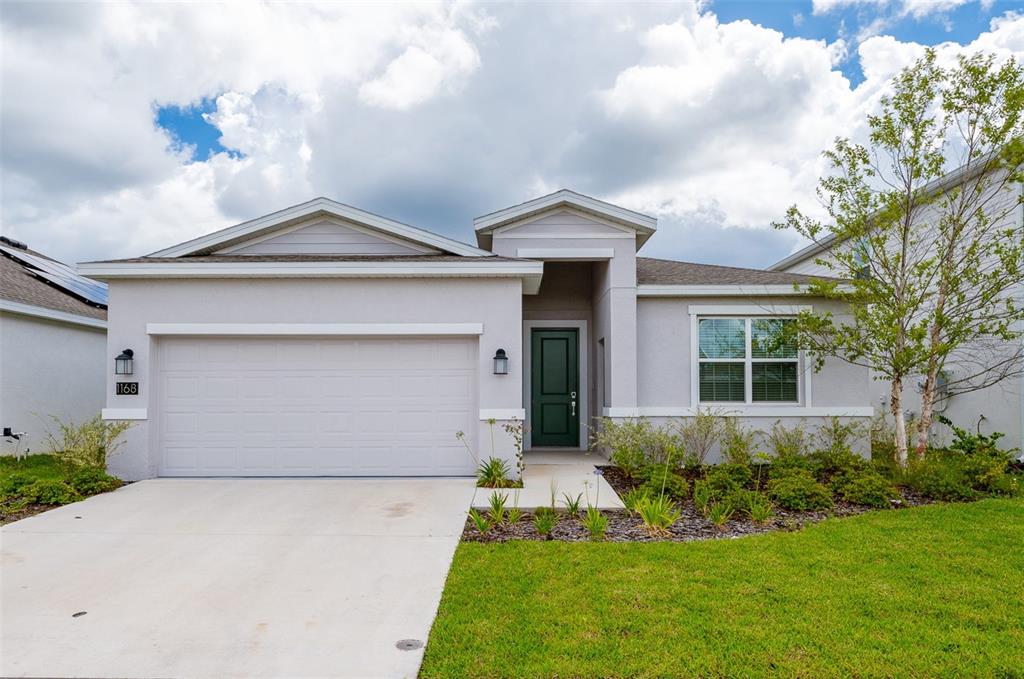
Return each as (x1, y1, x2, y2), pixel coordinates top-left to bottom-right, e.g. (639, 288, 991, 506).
(462, 465, 933, 544)
(0, 503, 54, 525)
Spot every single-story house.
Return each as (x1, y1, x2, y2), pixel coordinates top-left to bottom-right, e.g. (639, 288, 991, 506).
(79, 191, 872, 480)
(1, 236, 108, 455)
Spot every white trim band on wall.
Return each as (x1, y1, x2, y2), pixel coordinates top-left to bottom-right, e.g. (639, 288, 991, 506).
(602, 406, 875, 418)
(687, 304, 811, 315)
(146, 323, 485, 336)
(479, 409, 526, 420)
(0, 299, 107, 330)
(102, 408, 148, 420)
(515, 248, 615, 260)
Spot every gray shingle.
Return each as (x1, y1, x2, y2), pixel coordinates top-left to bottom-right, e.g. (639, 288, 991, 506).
(1, 252, 107, 320)
(636, 257, 831, 286)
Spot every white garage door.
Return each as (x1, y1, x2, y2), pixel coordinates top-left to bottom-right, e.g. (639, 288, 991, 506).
(156, 336, 478, 476)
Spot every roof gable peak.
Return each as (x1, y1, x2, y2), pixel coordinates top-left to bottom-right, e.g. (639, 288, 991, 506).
(149, 197, 493, 259)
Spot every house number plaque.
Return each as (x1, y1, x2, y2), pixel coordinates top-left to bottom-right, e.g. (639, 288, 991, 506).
(115, 382, 140, 396)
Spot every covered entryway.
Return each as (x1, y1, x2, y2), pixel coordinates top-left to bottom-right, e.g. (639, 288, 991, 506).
(155, 336, 477, 476)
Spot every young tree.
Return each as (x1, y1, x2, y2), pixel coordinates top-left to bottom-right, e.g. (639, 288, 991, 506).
(774, 50, 1024, 467)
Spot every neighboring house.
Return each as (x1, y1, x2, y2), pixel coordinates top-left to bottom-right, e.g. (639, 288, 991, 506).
(770, 163, 1024, 453)
(1, 236, 108, 455)
(79, 191, 872, 481)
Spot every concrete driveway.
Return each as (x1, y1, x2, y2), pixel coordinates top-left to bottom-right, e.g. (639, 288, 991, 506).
(1, 478, 476, 678)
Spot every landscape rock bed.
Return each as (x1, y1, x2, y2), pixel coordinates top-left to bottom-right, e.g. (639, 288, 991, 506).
(462, 464, 934, 544)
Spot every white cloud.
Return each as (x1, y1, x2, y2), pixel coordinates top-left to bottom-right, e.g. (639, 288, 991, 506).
(0, 2, 491, 259)
(1, 2, 1023, 269)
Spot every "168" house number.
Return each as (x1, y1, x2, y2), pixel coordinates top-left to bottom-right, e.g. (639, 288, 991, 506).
(115, 382, 139, 396)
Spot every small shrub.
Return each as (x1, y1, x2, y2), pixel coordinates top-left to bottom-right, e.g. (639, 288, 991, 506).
(814, 416, 864, 456)
(0, 471, 35, 495)
(770, 454, 814, 480)
(476, 457, 516, 488)
(904, 458, 977, 501)
(707, 501, 734, 529)
(534, 509, 557, 538)
(590, 418, 654, 477)
(767, 474, 833, 511)
(635, 494, 681, 535)
(807, 445, 868, 480)
(958, 451, 1012, 493)
(621, 486, 651, 515)
(705, 463, 752, 493)
(692, 479, 716, 515)
(673, 409, 720, 466)
(581, 506, 608, 540)
(988, 472, 1023, 497)
(767, 421, 808, 460)
(720, 418, 757, 466)
(68, 467, 121, 495)
(832, 471, 898, 508)
(46, 415, 132, 469)
(23, 479, 79, 505)
(487, 491, 508, 525)
(561, 492, 583, 516)
(938, 415, 1009, 456)
(638, 464, 689, 500)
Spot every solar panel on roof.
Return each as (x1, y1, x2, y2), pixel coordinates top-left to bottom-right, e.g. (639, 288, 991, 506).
(0, 244, 108, 306)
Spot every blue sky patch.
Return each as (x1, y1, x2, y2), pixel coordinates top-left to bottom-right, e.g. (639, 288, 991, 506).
(709, 0, 1018, 85)
(156, 98, 240, 161)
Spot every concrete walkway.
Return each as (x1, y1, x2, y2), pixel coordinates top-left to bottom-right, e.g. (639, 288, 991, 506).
(472, 449, 624, 510)
(1, 478, 476, 679)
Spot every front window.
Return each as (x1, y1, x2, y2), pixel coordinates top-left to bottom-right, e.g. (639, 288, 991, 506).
(698, 317, 799, 403)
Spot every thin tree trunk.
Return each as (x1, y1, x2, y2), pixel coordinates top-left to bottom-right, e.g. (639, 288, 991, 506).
(891, 376, 909, 468)
(916, 361, 939, 459)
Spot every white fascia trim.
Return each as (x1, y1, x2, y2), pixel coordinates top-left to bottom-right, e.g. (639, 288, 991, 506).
(474, 190, 657, 233)
(102, 408, 147, 420)
(638, 285, 813, 297)
(516, 248, 615, 260)
(78, 260, 543, 279)
(149, 197, 493, 258)
(687, 304, 811, 316)
(479, 409, 526, 420)
(147, 323, 484, 336)
(0, 299, 107, 329)
(602, 406, 874, 418)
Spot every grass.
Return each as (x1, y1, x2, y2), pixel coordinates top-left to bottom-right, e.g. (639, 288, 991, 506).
(0, 454, 66, 484)
(0, 454, 121, 523)
(421, 498, 1024, 678)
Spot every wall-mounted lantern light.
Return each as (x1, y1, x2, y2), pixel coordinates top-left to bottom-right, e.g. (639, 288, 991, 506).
(115, 349, 134, 375)
(493, 348, 509, 375)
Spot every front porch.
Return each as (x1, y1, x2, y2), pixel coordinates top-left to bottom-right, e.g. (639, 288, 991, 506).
(473, 447, 624, 510)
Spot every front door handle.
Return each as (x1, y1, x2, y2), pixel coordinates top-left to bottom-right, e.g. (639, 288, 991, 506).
(571, 400, 576, 416)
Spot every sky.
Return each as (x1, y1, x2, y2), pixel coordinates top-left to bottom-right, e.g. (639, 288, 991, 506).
(2, 0, 1024, 269)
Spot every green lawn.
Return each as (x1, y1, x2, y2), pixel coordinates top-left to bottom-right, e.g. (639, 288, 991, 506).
(1, 454, 121, 523)
(421, 499, 1024, 678)
(0, 453, 66, 483)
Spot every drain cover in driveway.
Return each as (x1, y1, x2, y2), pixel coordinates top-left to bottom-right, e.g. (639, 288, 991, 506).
(395, 639, 423, 651)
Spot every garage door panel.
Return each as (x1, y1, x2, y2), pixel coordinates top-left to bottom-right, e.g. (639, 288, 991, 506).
(157, 337, 477, 476)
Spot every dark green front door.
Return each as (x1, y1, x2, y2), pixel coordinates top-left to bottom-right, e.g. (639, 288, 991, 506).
(531, 329, 579, 447)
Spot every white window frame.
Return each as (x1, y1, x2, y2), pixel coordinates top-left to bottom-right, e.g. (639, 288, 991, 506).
(691, 314, 803, 407)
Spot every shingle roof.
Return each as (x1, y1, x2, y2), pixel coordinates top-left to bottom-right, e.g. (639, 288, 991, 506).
(1, 249, 107, 320)
(83, 254, 529, 264)
(636, 257, 830, 286)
